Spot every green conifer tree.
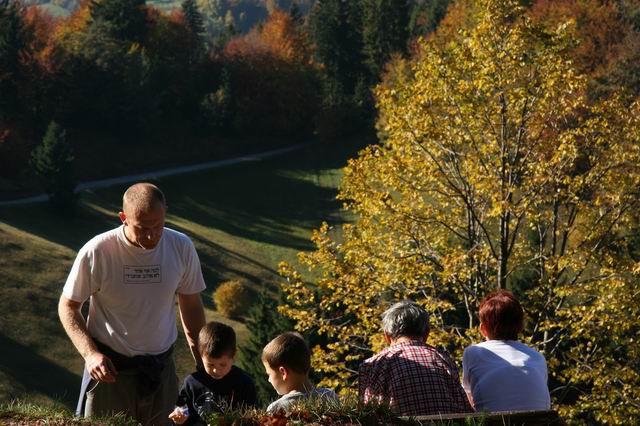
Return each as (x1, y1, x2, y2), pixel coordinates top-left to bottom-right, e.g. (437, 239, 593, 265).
(182, 0, 207, 43)
(361, 0, 410, 80)
(0, 0, 26, 123)
(238, 291, 292, 406)
(30, 121, 76, 209)
(89, 0, 147, 43)
(408, 0, 450, 37)
(289, 1, 303, 26)
(309, 0, 365, 99)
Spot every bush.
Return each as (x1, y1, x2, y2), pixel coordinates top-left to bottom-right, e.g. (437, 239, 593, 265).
(213, 280, 251, 319)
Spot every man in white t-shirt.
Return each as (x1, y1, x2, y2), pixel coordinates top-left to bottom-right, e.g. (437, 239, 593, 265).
(58, 183, 207, 426)
(462, 290, 551, 412)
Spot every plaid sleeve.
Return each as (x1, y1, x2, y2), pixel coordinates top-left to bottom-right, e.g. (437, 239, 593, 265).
(359, 356, 389, 405)
(358, 360, 372, 403)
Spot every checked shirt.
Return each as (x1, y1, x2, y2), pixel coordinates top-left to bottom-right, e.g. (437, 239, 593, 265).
(358, 341, 473, 416)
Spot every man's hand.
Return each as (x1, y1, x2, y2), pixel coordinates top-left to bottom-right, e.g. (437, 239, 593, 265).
(86, 351, 118, 383)
(58, 296, 118, 382)
(168, 407, 189, 425)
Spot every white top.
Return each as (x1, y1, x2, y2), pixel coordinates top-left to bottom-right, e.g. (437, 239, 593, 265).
(63, 225, 206, 356)
(462, 340, 551, 412)
(266, 388, 339, 413)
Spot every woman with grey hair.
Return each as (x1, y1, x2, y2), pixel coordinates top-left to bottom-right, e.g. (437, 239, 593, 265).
(358, 301, 473, 416)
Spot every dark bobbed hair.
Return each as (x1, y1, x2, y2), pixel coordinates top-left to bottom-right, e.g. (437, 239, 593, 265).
(479, 290, 524, 340)
(198, 321, 236, 358)
(261, 332, 310, 375)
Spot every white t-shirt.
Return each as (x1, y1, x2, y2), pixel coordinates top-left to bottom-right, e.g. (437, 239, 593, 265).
(462, 340, 551, 412)
(63, 225, 206, 357)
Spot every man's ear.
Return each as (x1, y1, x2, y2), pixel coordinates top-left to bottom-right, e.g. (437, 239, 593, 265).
(118, 211, 127, 224)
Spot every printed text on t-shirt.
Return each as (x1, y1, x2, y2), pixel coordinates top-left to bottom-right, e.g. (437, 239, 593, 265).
(123, 265, 162, 284)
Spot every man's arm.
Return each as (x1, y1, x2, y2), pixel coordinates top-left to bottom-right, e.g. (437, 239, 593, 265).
(177, 292, 206, 365)
(58, 295, 117, 382)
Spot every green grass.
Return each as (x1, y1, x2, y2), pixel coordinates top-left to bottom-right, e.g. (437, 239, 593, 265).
(0, 399, 137, 425)
(0, 140, 365, 408)
(0, 398, 489, 425)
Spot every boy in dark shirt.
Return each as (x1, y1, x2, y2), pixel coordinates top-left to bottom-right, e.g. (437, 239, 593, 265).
(168, 322, 256, 425)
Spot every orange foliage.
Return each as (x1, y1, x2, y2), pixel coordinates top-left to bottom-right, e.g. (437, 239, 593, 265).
(528, 0, 628, 76)
(430, 0, 478, 45)
(46, 0, 91, 58)
(225, 10, 312, 65)
(259, 10, 311, 64)
(23, 6, 57, 54)
(221, 9, 319, 137)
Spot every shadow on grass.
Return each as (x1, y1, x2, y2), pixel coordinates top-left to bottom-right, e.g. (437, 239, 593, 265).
(0, 333, 80, 407)
(0, 140, 365, 254)
(165, 141, 360, 251)
(0, 200, 120, 253)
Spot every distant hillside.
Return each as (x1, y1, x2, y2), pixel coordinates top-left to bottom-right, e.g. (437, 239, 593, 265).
(26, 0, 316, 34)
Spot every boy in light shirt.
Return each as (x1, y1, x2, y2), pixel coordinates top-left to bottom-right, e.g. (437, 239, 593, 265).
(262, 332, 338, 413)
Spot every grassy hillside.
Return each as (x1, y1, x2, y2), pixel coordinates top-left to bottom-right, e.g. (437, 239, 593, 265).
(0, 140, 363, 408)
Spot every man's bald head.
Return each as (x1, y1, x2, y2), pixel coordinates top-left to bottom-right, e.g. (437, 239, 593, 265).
(122, 183, 167, 215)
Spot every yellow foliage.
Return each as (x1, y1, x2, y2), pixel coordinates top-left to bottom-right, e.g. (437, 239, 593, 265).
(213, 280, 251, 319)
(280, 0, 640, 423)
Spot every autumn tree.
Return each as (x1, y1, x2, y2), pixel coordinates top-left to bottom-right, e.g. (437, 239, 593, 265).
(222, 9, 320, 137)
(527, 0, 629, 99)
(280, 0, 640, 423)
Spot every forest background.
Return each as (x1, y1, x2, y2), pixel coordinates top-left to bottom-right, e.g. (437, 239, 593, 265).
(1, 0, 640, 424)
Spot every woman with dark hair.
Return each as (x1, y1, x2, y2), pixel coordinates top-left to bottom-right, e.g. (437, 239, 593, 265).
(462, 290, 551, 412)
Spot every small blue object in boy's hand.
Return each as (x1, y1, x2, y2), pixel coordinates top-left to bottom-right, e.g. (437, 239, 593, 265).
(178, 405, 190, 416)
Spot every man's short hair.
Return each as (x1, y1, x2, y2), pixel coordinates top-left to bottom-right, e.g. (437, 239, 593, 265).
(122, 183, 166, 214)
(479, 290, 524, 340)
(198, 322, 236, 358)
(262, 332, 310, 374)
(381, 301, 430, 340)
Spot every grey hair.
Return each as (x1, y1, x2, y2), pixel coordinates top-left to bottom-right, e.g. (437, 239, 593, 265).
(381, 301, 430, 340)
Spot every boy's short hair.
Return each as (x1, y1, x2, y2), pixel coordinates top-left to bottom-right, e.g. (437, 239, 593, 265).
(479, 290, 524, 340)
(198, 321, 236, 358)
(261, 332, 310, 374)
